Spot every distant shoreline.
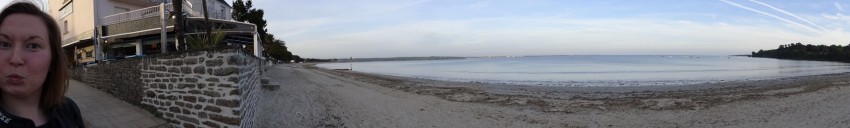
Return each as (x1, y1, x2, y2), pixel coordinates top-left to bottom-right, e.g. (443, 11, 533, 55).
(749, 56, 850, 63)
(319, 55, 761, 63)
(308, 56, 468, 63)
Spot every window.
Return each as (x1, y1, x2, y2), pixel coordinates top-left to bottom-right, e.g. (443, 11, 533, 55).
(63, 20, 68, 34)
(209, 5, 217, 18)
(85, 50, 92, 58)
(59, 2, 72, 19)
(220, 7, 224, 19)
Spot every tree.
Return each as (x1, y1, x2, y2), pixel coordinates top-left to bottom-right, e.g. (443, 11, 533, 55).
(262, 34, 291, 61)
(231, 0, 251, 21)
(266, 39, 292, 62)
(232, 0, 293, 62)
(202, 0, 211, 42)
(292, 55, 304, 63)
(172, 0, 185, 50)
(752, 43, 850, 62)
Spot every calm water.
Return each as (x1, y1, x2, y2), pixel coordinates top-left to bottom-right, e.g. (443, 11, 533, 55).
(317, 55, 850, 86)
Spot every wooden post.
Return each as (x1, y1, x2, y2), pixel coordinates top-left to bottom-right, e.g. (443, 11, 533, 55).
(160, 3, 167, 53)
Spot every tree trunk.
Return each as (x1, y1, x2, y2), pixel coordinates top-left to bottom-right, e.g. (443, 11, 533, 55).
(202, 0, 211, 45)
(173, 0, 184, 50)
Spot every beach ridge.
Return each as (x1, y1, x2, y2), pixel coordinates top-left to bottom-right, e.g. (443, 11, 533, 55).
(258, 64, 850, 127)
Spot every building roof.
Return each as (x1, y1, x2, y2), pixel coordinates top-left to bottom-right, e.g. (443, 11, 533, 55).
(149, 0, 232, 8)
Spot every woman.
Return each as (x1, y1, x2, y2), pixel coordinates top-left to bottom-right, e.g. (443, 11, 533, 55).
(0, 1, 84, 128)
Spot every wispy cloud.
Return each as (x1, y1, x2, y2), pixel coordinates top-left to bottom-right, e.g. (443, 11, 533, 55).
(821, 2, 850, 29)
(822, 13, 850, 27)
(748, 0, 828, 31)
(823, 12, 850, 20)
(258, 0, 850, 58)
(720, 0, 824, 34)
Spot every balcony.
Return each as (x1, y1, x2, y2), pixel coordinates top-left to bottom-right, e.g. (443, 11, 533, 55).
(61, 29, 95, 47)
(102, 3, 199, 25)
(100, 2, 206, 38)
(99, 1, 258, 50)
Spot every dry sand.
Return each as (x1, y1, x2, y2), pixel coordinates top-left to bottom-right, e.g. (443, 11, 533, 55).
(257, 63, 850, 128)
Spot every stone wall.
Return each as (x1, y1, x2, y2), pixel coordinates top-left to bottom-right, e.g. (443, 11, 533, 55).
(69, 48, 261, 128)
(70, 58, 147, 110)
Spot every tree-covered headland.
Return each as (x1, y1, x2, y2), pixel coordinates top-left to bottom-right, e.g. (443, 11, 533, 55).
(751, 42, 850, 62)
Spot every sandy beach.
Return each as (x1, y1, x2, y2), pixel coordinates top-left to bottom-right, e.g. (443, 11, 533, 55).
(257, 63, 850, 127)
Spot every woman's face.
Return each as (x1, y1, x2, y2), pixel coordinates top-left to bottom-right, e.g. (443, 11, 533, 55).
(0, 14, 51, 98)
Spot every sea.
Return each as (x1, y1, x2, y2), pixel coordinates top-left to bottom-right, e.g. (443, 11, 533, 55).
(316, 55, 850, 87)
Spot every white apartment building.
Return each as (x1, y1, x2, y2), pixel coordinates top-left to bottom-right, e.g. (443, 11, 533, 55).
(48, 0, 260, 65)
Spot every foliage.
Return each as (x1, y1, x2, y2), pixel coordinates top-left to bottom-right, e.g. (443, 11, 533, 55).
(265, 38, 292, 62)
(303, 58, 335, 63)
(232, 0, 294, 62)
(751, 42, 850, 62)
(231, 0, 268, 45)
(100, 41, 114, 53)
(231, 0, 252, 22)
(292, 55, 304, 63)
(201, 0, 212, 44)
(99, 41, 114, 59)
(186, 28, 225, 50)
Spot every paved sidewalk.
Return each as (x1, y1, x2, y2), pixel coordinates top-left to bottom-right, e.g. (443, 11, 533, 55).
(65, 80, 169, 128)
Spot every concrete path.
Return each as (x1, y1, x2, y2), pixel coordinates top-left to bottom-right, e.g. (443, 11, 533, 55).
(65, 80, 169, 128)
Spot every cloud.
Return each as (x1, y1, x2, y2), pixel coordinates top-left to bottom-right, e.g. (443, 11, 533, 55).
(823, 13, 850, 21)
(748, 0, 828, 31)
(720, 0, 824, 34)
(822, 2, 850, 29)
(289, 17, 850, 58)
(258, 0, 432, 40)
(468, 1, 489, 10)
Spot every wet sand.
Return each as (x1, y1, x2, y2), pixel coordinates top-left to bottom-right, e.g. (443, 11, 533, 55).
(258, 63, 850, 127)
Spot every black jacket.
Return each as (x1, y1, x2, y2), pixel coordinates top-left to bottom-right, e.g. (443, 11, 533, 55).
(0, 97, 84, 128)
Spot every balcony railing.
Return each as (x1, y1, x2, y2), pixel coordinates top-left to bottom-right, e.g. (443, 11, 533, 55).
(102, 3, 198, 25)
(182, 3, 200, 16)
(103, 3, 167, 25)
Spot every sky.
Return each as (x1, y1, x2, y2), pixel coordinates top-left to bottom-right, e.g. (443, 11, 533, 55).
(4, 0, 850, 58)
(248, 0, 850, 58)
(0, 0, 49, 11)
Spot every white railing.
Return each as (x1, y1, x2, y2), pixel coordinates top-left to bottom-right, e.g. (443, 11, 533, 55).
(102, 3, 204, 25)
(166, 3, 202, 17)
(102, 3, 169, 25)
(182, 3, 201, 17)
